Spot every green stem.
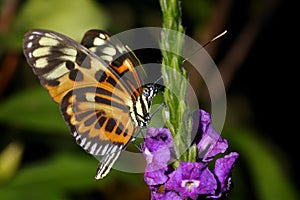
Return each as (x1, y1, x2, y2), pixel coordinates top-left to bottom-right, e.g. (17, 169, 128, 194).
(159, 0, 193, 161)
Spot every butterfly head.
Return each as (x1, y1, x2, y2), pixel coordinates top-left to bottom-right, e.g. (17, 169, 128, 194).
(133, 84, 163, 128)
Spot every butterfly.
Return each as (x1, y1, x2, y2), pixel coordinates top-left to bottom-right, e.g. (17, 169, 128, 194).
(22, 29, 162, 179)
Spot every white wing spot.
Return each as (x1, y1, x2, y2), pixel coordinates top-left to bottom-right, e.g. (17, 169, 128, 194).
(32, 31, 42, 35)
(27, 42, 33, 48)
(45, 33, 60, 39)
(95, 145, 102, 155)
(85, 93, 95, 102)
(28, 35, 35, 40)
(93, 37, 106, 46)
(59, 55, 76, 62)
(43, 63, 69, 79)
(75, 134, 81, 141)
(35, 58, 48, 69)
(111, 145, 119, 154)
(98, 33, 107, 40)
(61, 48, 77, 57)
(106, 145, 114, 154)
(39, 37, 60, 46)
(102, 47, 116, 56)
(80, 137, 87, 146)
(32, 47, 51, 57)
(100, 55, 113, 62)
(101, 144, 109, 155)
(90, 47, 97, 52)
(90, 143, 98, 154)
(84, 141, 91, 150)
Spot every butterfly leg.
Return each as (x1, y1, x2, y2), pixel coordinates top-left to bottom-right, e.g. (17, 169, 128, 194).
(130, 128, 145, 152)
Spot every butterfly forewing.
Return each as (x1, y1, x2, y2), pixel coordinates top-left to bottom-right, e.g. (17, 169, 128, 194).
(23, 29, 142, 179)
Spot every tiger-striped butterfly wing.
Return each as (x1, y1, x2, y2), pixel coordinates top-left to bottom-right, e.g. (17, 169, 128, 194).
(80, 29, 144, 99)
(22, 29, 157, 179)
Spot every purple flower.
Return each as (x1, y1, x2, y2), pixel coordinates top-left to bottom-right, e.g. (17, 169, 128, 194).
(142, 127, 173, 170)
(210, 152, 239, 198)
(196, 110, 228, 162)
(143, 128, 173, 185)
(144, 167, 168, 186)
(144, 127, 173, 153)
(165, 162, 217, 200)
(142, 110, 239, 199)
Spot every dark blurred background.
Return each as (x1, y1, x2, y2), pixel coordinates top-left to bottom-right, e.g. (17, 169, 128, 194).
(0, 0, 299, 199)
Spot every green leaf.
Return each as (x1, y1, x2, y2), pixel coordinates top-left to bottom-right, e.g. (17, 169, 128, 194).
(224, 127, 299, 200)
(0, 152, 146, 199)
(0, 153, 100, 199)
(0, 142, 24, 183)
(0, 87, 68, 133)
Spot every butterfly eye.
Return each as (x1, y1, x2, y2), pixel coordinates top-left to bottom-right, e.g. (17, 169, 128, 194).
(143, 88, 150, 97)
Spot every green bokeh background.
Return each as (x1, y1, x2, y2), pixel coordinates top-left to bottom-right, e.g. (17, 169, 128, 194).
(0, 0, 298, 199)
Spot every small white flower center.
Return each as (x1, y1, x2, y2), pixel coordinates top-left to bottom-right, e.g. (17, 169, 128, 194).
(181, 179, 200, 192)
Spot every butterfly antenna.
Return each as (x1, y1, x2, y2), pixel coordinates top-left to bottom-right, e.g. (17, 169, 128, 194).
(183, 30, 227, 63)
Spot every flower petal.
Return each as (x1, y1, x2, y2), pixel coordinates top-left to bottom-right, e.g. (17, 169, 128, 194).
(213, 152, 239, 197)
(145, 167, 169, 186)
(165, 162, 217, 199)
(143, 128, 174, 186)
(144, 127, 173, 152)
(150, 188, 181, 200)
(196, 110, 228, 162)
(144, 145, 171, 171)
